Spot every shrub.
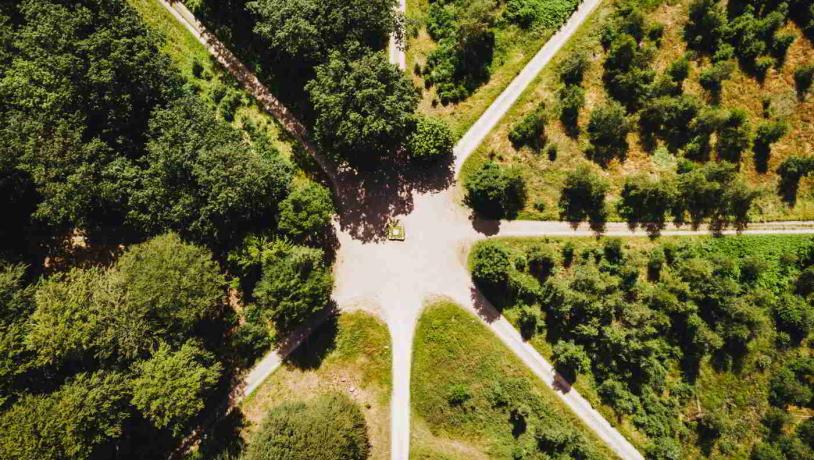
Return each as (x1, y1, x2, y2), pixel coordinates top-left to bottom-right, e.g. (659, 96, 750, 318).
(559, 84, 585, 134)
(427, 2, 455, 41)
(508, 103, 546, 149)
(527, 245, 557, 280)
(278, 182, 335, 242)
(667, 55, 690, 83)
(552, 340, 590, 380)
(717, 109, 751, 163)
(219, 89, 242, 122)
(407, 116, 454, 159)
(464, 162, 527, 218)
(518, 304, 544, 339)
(446, 384, 472, 405)
(753, 121, 788, 173)
(252, 241, 333, 332)
(243, 393, 369, 460)
(794, 63, 814, 98)
(798, 418, 814, 448)
(699, 61, 734, 98)
(191, 59, 204, 78)
(560, 52, 589, 85)
(586, 101, 630, 166)
(471, 241, 513, 292)
(777, 156, 814, 204)
(646, 437, 682, 460)
(558, 165, 608, 232)
(772, 294, 812, 343)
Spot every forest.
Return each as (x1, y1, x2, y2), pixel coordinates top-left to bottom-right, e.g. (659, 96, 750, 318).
(471, 235, 814, 458)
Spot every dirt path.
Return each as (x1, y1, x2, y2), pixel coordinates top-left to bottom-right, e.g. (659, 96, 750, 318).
(155, 2, 814, 460)
(453, 0, 603, 174)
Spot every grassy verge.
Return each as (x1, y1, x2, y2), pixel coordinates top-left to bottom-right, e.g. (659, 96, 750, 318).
(128, 0, 313, 172)
(411, 300, 618, 459)
(471, 234, 814, 458)
(406, 0, 577, 139)
(460, 0, 814, 221)
(240, 312, 392, 459)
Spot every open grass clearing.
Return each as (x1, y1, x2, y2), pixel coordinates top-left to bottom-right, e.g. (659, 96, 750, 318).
(240, 312, 392, 459)
(411, 300, 619, 459)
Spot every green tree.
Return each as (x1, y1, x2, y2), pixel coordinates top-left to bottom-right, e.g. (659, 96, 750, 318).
(243, 392, 369, 460)
(559, 84, 585, 135)
(0, 371, 129, 460)
(560, 52, 590, 86)
(684, 0, 727, 53)
(753, 120, 788, 173)
(278, 182, 335, 242)
(131, 341, 222, 436)
(306, 50, 419, 164)
(717, 109, 751, 163)
(252, 241, 333, 332)
(794, 63, 814, 99)
(471, 241, 513, 292)
(777, 156, 814, 204)
(552, 340, 590, 380)
(407, 116, 454, 159)
(698, 61, 734, 99)
(0, 263, 35, 403)
(559, 165, 608, 232)
(508, 103, 546, 149)
(464, 161, 527, 219)
(248, 0, 398, 65)
(0, 0, 181, 232)
(586, 101, 630, 166)
(617, 175, 676, 236)
(131, 97, 292, 245)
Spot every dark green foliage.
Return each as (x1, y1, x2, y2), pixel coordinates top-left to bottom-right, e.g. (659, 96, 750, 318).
(464, 161, 527, 219)
(777, 156, 814, 205)
(753, 120, 788, 173)
(716, 109, 751, 163)
(131, 341, 221, 436)
(427, 2, 455, 40)
(518, 304, 544, 339)
(247, 0, 398, 64)
(425, 0, 497, 104)
(306, 49, 419, 164)
(638, 95, 701, 152)
(0, 263, 34, 405)
(243, 392, 370, 460)
(447, 383, 472, 405)
(559, 52, 589, 86)
(471, 241, 513, 293)
(0, 0, 181, 232)
(558, 84, 585, 134)
(505, 0, 580, 29)
(586, 101, 630, 166)
(552, 340, 590, 380)
(617, 176, 676, 235)
(674, 161, 757, 231)
(130, 97, 292, 246)
(407, 116, 455, 159)
(526, 245, 558, 280)
(771, 356, 814, 408)
(797, 266, 814, 297)
(251, 240, 333, 332)
(508, 103, 546, 149)
(667, 55, 690, 84)
(772, 294, 812, 344)
(0, 371, 129, 460)
(558, 165, 608, 232)
(476, 235, 814, 454)
(794, 63, 814, 99)
(699, 61, 734, 99)
(277, 182, 335, 243)
(798, 418, 814, 448)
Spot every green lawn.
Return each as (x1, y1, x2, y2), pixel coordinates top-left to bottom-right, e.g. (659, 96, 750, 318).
(240, 312, 392, 460)
(459, 0, 814, 222)
(471, 234, 814, 458)
(411, 300, 619, 459)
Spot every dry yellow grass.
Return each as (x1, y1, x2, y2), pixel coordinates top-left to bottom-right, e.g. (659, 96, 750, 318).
(462, 0, 814, 222)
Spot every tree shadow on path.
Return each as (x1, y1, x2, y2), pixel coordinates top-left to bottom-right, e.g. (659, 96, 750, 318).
(333, 151, 455, 242)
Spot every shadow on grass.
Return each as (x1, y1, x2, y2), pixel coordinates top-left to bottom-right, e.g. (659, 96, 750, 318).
(285, 313, 339, 370)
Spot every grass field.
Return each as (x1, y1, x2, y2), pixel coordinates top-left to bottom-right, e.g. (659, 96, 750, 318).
(411, 300, 619, 459)
(405, 0, 579, 139)
(472, 234, 814, 458)
(460, 0, 814, 222)
(240, 312, 392, 459)
(128, 0, 316, 175)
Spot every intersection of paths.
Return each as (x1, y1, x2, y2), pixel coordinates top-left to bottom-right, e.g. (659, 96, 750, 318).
(158, 1, 813, 459)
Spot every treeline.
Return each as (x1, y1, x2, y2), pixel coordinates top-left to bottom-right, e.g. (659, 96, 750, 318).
(471, 236, 814, 458)
(190, 0, 454, 167)
(0, 1, 339, 458)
